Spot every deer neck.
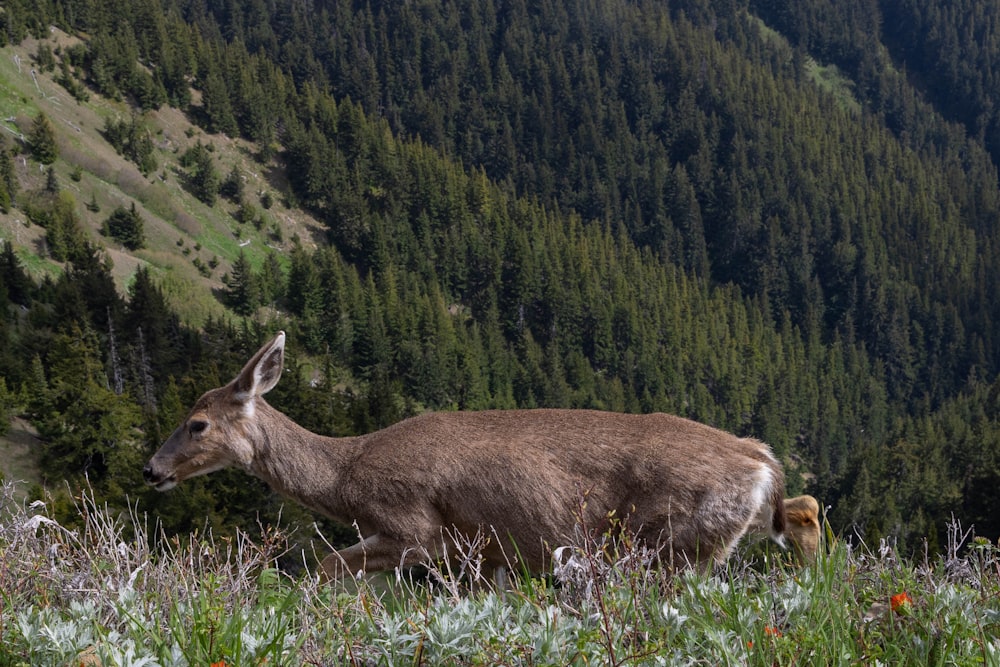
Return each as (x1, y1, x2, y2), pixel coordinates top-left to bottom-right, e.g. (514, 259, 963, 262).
(245, 401, 359, 516)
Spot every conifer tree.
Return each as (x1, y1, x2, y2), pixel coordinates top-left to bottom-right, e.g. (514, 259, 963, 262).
(0, 146, 15, 212)
(179, 142, 216, 206)
(45, 192, 87, 262)
(126, 265, 182, 377)
(44, 166, 59, 193)
(28, 113, 58, 165)
(257, 251, 284, 307)
(0, 241, 31, 306)
(103, 202, 146, 250)
(0, 377, 15, 436)
(35, 324, 143, 486)
(220, 165, 244, 203)
(127, 116, 158, 175)
(201, 67, 239, 136)
(190, 146, 219, 206)
(222, 250, 259, 316)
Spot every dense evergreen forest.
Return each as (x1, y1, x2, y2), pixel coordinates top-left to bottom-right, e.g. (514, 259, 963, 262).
(3, 0, 1000, 556)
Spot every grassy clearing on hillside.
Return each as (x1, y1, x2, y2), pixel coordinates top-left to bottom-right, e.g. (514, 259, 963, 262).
(1, 481, 999, 666)
(0, 33, 324, 327)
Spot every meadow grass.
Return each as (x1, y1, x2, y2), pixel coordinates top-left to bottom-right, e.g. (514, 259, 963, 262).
(1, 480, 999, 666)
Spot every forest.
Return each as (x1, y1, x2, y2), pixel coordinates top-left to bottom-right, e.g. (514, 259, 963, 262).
(2, 0, 1000, 557)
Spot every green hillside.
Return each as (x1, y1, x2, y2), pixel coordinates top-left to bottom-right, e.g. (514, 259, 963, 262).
(0, 28, 323, 322)
(3, 0, 1000, 554)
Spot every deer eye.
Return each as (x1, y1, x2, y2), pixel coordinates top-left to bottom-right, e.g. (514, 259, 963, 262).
(189, 420, 209, 436)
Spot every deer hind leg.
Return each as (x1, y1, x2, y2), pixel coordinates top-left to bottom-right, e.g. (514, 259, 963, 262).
(319, 533, 429, 582)
(683, 464, 783, 568)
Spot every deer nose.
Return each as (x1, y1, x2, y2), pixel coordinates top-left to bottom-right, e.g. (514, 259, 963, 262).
(143, 464, 155, 483)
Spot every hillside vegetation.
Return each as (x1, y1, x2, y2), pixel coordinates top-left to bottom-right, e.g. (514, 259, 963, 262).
(0, 27, 323, 322)
(2, 483, 1000, 666)
(2, 0, 1000, 559)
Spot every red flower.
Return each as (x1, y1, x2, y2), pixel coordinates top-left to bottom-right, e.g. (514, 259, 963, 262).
(890, 591, 912, 613)
(764, 625, 783, 637)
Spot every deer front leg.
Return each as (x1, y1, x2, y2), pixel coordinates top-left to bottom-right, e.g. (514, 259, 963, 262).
(318, 533, 428, 582)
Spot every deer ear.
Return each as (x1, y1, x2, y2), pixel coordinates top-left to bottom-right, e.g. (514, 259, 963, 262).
(234, 331, 285, 398)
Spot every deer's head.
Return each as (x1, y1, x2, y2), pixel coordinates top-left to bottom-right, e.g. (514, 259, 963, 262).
(143, 332, 286, 490)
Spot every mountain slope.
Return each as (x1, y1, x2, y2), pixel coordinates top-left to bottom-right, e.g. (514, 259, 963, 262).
(0, 27, 324, 324)
(3, 1, 1000, 551)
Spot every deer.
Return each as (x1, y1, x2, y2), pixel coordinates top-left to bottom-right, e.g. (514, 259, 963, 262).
(144, 331, 789, 582)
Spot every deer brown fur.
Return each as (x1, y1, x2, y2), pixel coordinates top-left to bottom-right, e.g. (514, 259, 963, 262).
(783, 494, 822, 560)
(144, 332, 788, 579)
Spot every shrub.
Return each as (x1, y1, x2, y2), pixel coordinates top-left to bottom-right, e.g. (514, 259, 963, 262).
(102, 203, 145, 250)
(28, 113, 57, 165)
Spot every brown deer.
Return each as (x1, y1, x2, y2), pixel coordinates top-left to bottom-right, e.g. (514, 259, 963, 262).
(144, 331, 788, 580)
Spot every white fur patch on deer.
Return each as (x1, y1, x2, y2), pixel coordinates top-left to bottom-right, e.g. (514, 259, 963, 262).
(144, 332, 788, 580)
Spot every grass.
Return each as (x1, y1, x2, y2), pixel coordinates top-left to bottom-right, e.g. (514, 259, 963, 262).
(0, 31, 324, 324)
(2, 481, 1000, 666)
(0, 420, 43, 502)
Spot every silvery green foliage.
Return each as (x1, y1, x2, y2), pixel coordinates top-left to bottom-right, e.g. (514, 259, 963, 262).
(94, 633, 161, 667)
(16, 603, 95, 665)
(4, 480, 1000, 665)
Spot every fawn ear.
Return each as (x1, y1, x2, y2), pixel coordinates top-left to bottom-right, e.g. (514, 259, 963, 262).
(234, 331, 285, 399)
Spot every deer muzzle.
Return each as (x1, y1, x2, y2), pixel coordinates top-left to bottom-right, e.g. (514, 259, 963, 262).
(142, 461, 178, 491)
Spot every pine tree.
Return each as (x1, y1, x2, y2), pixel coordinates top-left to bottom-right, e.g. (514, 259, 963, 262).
(35, 324, 144, 486)
(190, 146, 219, 206)
(45, 192, 88, 262)
(126, 265, 182, 377)
(201, 67, 239, 136)
(127, 116, 158, 175)
(222, 250, 259, 316)
(28, 113, 58, 165)
(0, 147, 15, 212)
(220, 165, 244, 203)
(103, 203, 146, 250)
(0, 377, 15, 436)
(45, 166, 59, 193)
(257, 251, 284, 307)
(0, 241, 31, 306)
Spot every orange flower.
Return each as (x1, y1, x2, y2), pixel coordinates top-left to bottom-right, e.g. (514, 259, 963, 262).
(210, 662, 227, 667)
(890, 591, 912, 613)
(764, 625, 783, 637)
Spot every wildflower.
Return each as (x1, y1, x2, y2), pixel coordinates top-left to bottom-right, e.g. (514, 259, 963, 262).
(890, 592, 912, 614)
(749, 625, 783, 649)
(210, 662, 227, 667)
